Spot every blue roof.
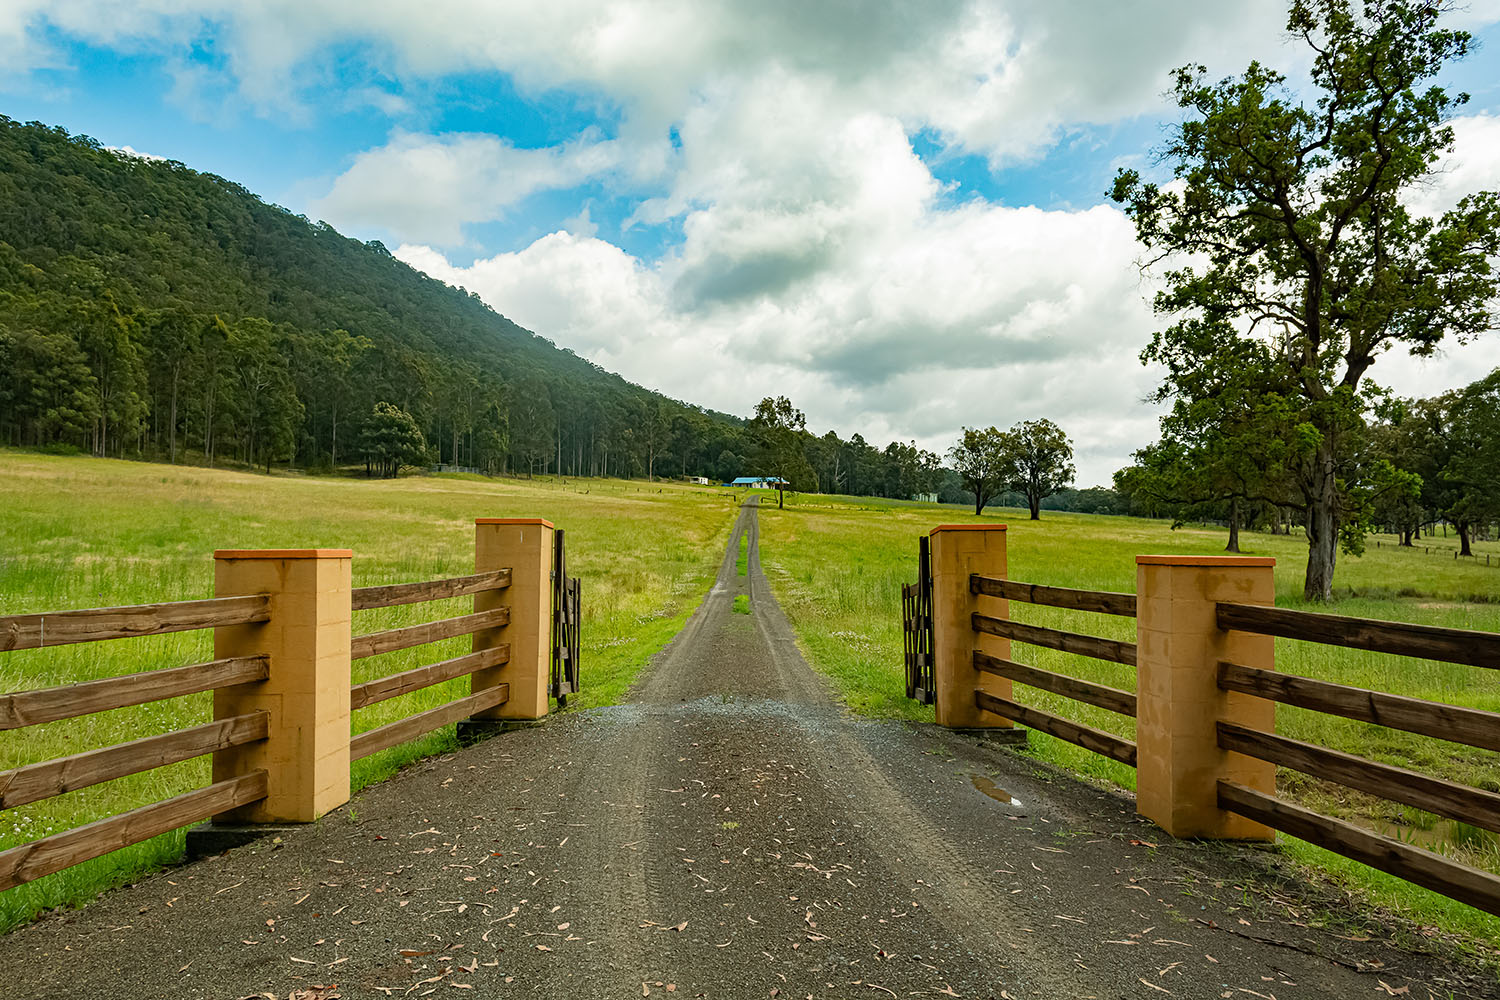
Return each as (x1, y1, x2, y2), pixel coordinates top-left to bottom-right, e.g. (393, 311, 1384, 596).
(730, 476, 788, 485)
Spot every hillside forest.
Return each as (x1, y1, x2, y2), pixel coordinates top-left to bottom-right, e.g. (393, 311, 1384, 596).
(0, 117, 946, 497)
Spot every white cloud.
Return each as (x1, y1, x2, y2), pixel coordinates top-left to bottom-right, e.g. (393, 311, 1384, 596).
(106, 144, 167, 162)
(6, 1, 1311, 159)
(395, 102, 1166, 487)
(310, 129, 652, 245)
(1405, 113, 1500, 218)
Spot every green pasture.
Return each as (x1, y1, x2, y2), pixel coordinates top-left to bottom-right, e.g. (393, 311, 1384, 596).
(0, 451, 736, 928)
(757, 493, 1500, 943)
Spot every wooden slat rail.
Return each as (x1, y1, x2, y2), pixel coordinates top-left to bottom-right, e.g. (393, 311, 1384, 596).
(0, 595, 270, 652)
(1217, 602, 1500, 670)
(971, 575, 1136, 617)
(1217, 780, 1500, 917)
(0, 655, 269, 731)
(351, 607, 511, 661)
(975, 690, 1137, 766)
(350, 684, 510, 761)
(1217, 722, 1500, 835)
(0, 770, 268, 891)
(0, 712, 268, 810)
(973, 613, 1137, 666)
(351, 569, 513, 612)
(1217, 661, 1500, 754)
(974, 650, 1137, 717)
(351, 646, 511, 711)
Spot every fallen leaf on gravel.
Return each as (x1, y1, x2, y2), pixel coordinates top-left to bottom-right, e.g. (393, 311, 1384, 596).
(1128, 839, 1158, 848)
(557, 923, 570, 930)
(1376, 984, 1409, 996)
(536, 945, 553, 952)
(671, 921, 688, 932)
(399, 950, 435, 958)
(1138, 979, 1171, 994)
(289, 957, 316, 965)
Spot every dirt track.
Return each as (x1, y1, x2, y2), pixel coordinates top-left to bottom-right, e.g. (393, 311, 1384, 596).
(2, 497, 1493, 998)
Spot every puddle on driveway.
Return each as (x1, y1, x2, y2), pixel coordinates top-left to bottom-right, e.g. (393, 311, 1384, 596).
(971, 774, 1021, 808)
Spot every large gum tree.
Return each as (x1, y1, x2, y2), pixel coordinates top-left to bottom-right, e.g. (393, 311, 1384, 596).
(1111, 0, 1500, 601)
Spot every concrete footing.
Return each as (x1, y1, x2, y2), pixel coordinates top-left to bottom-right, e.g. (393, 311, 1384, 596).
(951, 726, 1029, 746)
(185, 822, 303, 859)
(455, 718, 545, 745)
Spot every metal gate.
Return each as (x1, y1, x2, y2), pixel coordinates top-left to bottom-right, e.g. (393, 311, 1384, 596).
(551, 529, 582, 706)
(902, 534, 934, 704)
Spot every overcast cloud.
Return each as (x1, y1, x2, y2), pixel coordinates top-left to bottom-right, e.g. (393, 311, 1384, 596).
(7, 1, 1500, 484)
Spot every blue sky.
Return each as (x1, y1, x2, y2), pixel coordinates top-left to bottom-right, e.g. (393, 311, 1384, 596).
(4, 2, 1500, 483)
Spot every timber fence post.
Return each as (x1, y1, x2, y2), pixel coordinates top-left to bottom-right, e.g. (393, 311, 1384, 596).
(1134, 555, 1276, 840)
(929, 524, 1014, 730)
(466, 518, 554, 732)
(204, 549, 354, 829)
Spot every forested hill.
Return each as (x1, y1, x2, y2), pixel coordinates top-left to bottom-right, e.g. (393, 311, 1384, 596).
(0, 115, 742, 476)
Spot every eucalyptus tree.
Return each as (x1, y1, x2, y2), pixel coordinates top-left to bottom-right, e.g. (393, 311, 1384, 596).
(948, 426, 1012, 516)
(1001, 418, 1075, 521)
(1111, 0, 1500, 599)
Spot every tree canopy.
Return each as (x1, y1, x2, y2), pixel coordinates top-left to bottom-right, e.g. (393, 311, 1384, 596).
(1111, 0, 1500, 599)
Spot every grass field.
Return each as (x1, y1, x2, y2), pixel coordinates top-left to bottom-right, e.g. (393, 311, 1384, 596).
(757, 493, 1500, 943)
(0, 451, 737, 928)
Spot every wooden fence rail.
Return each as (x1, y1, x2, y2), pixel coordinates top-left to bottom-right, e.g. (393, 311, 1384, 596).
(350, 685, 510, 761)
(1216, 722, 1500, 835)
(974, 650, 1136, 718)
(0, 655, 269, 730)
(971, 575, 1135, 617)
(1218, 780, 1500, 917)
(975, 690, 1137, 766)
(963, 563, 1139, 770)
(0, 712, 268, 810)
(350, 646, 510, 711)
(351, 607, 511, 660)
(1217, 602, 1500, 670)
(0, 595, 270, 651)
(351, 569, 512, 612)
(0, 771, 269, 892)
(972, 613, 1137, 666)
(1216, 660, 1500, 754)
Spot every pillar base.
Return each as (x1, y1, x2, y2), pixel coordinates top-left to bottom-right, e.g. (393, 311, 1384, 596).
(185, 821, 303, 859)
(455, 718, 545, 745)
(951, 726, 1029, 745)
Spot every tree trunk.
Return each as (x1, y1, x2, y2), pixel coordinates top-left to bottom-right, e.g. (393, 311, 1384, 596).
(778, 484, 784, 509)
(1401, 524, 1414, 546)
(1458, 521, 1473, 557)
(1028, 492, 1041, 520)
(1225, 497, 1241, 553)
(168, 368, 179, 464)
(1303, 445, 1339, 602)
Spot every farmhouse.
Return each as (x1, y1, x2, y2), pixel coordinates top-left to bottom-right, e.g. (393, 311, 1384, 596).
(730, 476, 789, 489)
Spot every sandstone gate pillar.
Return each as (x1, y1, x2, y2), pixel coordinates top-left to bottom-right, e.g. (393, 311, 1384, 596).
(1134, 555, 1276, 840)
(930, 524, 1013, 730)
